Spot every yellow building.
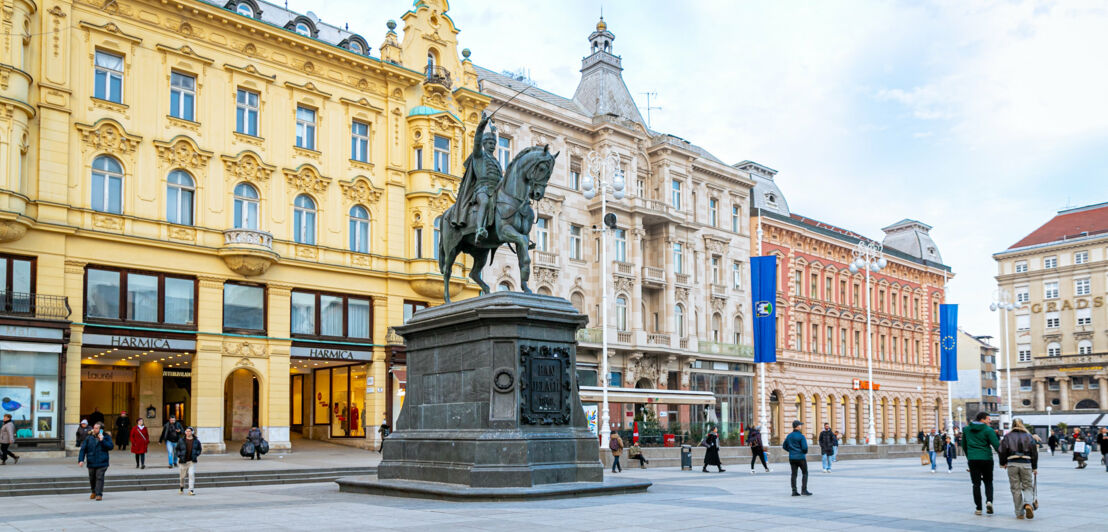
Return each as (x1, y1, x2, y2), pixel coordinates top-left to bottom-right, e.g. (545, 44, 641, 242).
(0, 0, 486, 452)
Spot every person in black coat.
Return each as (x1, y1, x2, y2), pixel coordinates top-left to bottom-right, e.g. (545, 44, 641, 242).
(1047, 432, 1058, 456)
(113, 411, 131, 451)
(748, 426, 770, 473)
(702, 426, 724, 473)
(75, 419, 91, 448)
(78, 422, 114, 500)
(818, 424, 837, 472)
(247, 426, 264, 460)
(87, 407, 105, 427)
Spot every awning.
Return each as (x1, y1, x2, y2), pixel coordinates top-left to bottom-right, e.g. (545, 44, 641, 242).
(1014, 413, 1105, 427)
(578, 386, 716, 406)
(389, 367, 407, 384)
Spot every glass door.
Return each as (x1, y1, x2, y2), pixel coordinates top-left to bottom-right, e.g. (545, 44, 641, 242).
(331, 366, 350, 437)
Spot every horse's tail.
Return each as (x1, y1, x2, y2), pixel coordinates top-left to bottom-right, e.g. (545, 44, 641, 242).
(438, 207, 451, 275)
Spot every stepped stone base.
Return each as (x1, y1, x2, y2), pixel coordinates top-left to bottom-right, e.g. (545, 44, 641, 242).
(336, 474, 650, 501)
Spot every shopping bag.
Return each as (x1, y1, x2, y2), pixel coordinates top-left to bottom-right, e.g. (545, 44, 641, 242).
(920, 452, 929, 465)
(1074, 441, 1086, 454)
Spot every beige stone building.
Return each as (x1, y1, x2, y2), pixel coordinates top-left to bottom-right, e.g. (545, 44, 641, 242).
(951, 329, 999, 424)
(475, 19, 755, 438)
(995, 202, 1108, 420)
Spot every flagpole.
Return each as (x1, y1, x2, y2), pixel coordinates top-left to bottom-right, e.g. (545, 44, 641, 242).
(944, 270, 952, 435)
(757, 213, 767, 435)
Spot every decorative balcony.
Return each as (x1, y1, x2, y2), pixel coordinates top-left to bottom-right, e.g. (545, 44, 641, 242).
(535, 250, 558, 267)
(1032, 352, 1107, 368)
(698, 341, 755, 359)
(0, 291, 71, 321)
(710, 283, 727, 297)
(613, 261, 635, 276)
(646, 333, 671, 346)
(675, 273, 690, 285)
(220, 229, 279, 276)
(424, 65, 452, 89)
(642, 266, 665, 288)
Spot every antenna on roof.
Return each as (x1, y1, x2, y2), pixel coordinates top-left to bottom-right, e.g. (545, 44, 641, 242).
(639, 91, 661, 128)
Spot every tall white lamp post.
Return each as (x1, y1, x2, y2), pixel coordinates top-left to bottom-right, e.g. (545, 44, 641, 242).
(850, 241, 886, 444)
(989, 289, 1017, 430)
(1046, 405, 1052, 433)
(582, 150, 625, 446)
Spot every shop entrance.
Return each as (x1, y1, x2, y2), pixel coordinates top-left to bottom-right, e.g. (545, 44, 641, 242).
(223, 368, 259, 442)
(80, 343, 194, 436)
(290, 358, 367, 440)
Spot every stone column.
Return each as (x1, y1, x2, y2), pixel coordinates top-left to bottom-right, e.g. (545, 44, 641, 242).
(1098, 376, 1108, 408)
(1032, 378, 1046, 411)
(1057, 376, 1071, 410)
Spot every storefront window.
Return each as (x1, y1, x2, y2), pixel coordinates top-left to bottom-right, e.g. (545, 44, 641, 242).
(348, 298, 370, 339)
(291, 292, 315, 335)
(290, 291, 373, 339)
(320, 295, 343, 337)
(164, 277, 194, 325)
(312, 365, 367, 438)
(224, 283, 265, 332)
(126, 273, 158, 322)
(0, 350, 59, 439)
(86, 269, 120, 319)
(689, 372, 753, 440)
(314, 369, 330, 424)
(85, 267, 195, 326)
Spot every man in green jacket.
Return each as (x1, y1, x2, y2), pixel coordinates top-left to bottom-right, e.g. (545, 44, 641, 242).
(961, 411, 1001, 516)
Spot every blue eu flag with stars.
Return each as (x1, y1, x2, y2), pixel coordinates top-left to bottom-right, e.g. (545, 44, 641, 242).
(939, 304, 958, 382)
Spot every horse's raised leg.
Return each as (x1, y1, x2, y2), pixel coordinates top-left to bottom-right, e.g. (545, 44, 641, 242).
(441, 247, 458, 303)
(469, 248, 492, 295)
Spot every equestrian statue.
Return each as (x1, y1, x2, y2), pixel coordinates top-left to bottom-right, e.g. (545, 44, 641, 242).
(439, 110, 558, 302)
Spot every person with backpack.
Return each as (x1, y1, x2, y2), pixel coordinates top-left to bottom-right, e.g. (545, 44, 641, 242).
(748, 425, 770, 474)
(158, 415, 184, 468)
(247, 426, 265, 460)
(999, 419, 1038, 520)
(608, 432, 623, 473)
(77, 421, 113, 500)
(961, 411, 1001, 516)
(174, 427, 202, 496)
(702, 426, 724, 473)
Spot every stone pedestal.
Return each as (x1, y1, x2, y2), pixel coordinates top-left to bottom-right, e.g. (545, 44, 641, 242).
(376, 292, 604, 488)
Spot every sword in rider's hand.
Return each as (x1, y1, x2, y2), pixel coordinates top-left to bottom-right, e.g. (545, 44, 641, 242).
(486, 82, 532, 124)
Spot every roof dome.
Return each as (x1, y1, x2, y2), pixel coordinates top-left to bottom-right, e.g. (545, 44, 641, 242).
(596, 18, 606, 31)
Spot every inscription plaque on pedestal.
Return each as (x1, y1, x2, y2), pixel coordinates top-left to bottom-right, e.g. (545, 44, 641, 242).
(520, 345, 571, 425)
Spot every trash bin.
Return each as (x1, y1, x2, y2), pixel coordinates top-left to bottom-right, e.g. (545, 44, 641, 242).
(680, 444, 692, 470)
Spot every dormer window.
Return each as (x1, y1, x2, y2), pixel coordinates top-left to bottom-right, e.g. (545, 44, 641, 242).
(236, 2, 254, 17)
(295, 22, 310, 36)
(350, 41, 363, 54)
(766, 193, 777, 206)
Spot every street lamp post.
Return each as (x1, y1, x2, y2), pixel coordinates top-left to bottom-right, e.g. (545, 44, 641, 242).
(582, 150, 625, 447)
(1046, 405, 1052, 433)
(850, 241, 886, 445)
(990, 289, 1017, 430)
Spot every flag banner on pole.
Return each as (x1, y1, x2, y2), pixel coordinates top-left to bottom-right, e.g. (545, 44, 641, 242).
(751, 256, 777, 363)
(939, 304, 958, 381)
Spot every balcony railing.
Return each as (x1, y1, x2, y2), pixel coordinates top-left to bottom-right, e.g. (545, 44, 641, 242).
(647, 333, 671, 346)
(535, 250, 557, 267)
(698, 341, 754, 359)
(0, 291, 71, 320)
(675, 273, 690, 285)
(613, 261, 634, 276)
(617, 331, 632, 343)
(710, 283, 727, 296)
(1032, 352, 1107, 367)
(642, 266, 665, 284)
(424, 65, 452, 89)
(223, 229, 273, 249)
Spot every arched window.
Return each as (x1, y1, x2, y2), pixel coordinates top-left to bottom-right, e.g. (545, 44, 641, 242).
(91, 155, 123, 214)
(348, 205, 369, 253)
(497, 281, 512, 292)
(293, 194, 316, 245)
(1047, 342, 1061, 357)
(570, 292, 584, 313)
(711, 313, 722, 342)
(236, 2, 254, 17)
(295, 22, 310, 36)
(538, 286, 552, 296)
(433, 216, 442, 260)
(233, 183, 259, 230)
(733, 315, 743, 344)
(1078, 339, 1093, 355)
(616, 296, 628, 331)
(349, 40, 364, 54)
(1075, 399, 1099, 410)
(166, 170, 195, 226)
(427, 51, 436, 69)
(675, 304, 685, 337)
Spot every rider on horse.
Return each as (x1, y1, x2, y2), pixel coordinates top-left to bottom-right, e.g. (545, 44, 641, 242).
(448, 111, 501, 242)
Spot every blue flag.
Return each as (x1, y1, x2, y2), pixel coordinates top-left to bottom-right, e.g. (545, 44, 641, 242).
(939, 304, 958, 381)
(751, 256, 777, 363)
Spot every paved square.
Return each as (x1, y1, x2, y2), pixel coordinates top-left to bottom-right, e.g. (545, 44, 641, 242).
(1, 452, 1102, 531)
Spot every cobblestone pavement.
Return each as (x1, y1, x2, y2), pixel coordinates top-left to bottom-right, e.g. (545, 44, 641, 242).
(2, 451, 1103, 531)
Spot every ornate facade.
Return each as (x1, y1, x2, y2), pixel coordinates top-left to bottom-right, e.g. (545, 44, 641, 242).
(750, 165, 951, 444)
(478, 20, 755, 436)
(0, 0, 485, 451)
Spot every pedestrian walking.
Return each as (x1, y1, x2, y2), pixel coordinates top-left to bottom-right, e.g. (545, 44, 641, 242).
(923, 428, 942, 473)
(628, 442, 649, 468)
(608, 432, 623, 473)
(158, 415, 183, 469)
(129, 418, 149, 469)
(1047, 432, 1058, 456)
(1072, 431, 1088, 469)
(832, 431, 840, 462)
(961, 412, 1000, 516)
(0, 414, 20, 464)
(75, 419, 91, 449)
(1097, 427, 1108, 470)
(77, 421, 113, 500)
(818, 423, 836, 473)
(748, 425, 770, 474)
(783, 420, 811, 496)
(247, 426, 264, 460)
(999, 419, 1038, 520)
(87, 407, 105, 427)
(943, 435, 957, 473)
(114, 411, 131, 451)
(175, 427, 201, 496)
(702, 426, 724, 472)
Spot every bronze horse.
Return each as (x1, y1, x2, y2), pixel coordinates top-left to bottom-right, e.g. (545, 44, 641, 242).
(438, 145, 558, 302)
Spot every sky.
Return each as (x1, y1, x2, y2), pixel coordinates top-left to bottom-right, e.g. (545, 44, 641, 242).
(296, 0, 1108, 338)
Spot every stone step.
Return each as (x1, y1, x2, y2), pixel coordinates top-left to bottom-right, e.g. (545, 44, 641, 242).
(0, 467, 375, 497)
(601, 445, 938, 468)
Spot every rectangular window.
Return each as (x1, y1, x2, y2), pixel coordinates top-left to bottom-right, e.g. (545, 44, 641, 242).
(351, 121, 370, 162)
(1015, 287, 1029, 303)
(810, 273, 818, 298)
(796, 321, 804, 351)
(708, 198, 718, 227)
(169, 72, 196, 121)
(291, 291, 315, 335)
(1043, 281, 1059, 299)
(1045, 311, 1059, 329)
(855, 331, 861, 356)
(840, 280, 847, 305)
(1091, 379, 1100, 390)
(731, 205, 740, 233)
(840, 328, 847, 355)
(126, 273, 158, 322)
(164, 277, 195, 325)
(1072, 377, 1084, 390)
(1074, 250, 1088, 264)
(1077, 307, 1091, 326)
(85, 267, 195, 326)
(433, 135, 450, 173)
(413, 227, 423, 259)
(497, 137, 511, 170)
(1048, 378, 1059, 390)
(534, 217, 549, 252)
(794, 271, 802, 296)
(0, 255, 33, 314)
(1018, 347, 1031, 363)
(1014, 261, 1028, 273)
(235, 89, 259, 136)
(569, 225, 582, 260)
(673, 242, 684, 274)
(854, 284, 860, 306)
(1013, 313, 1030, 331)
(614, 228, 627, 262)
(94, 50, 124, 103)
(825, 278, 833, 302)
(1075, 278, 1091, 296)
(85, 268, 120, 319)
(295, 106, 316, 150)
(671, 180, 682, 210)
(224, 283, 265, 332)
(403, 301, 428, 324)
(826, 326, 833, 354)
(733, 262, 742, 289)
(1043, 256, 1057, 269)
(812, 324, 820, 353)
(569, 166, 580, 190)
